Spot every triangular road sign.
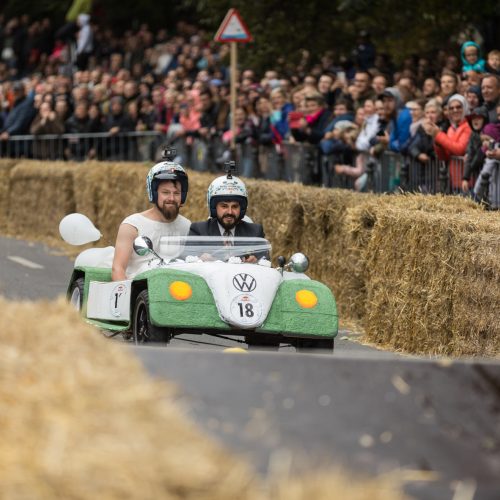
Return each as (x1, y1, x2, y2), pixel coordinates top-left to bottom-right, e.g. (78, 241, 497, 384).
(214, 8, 252, 43)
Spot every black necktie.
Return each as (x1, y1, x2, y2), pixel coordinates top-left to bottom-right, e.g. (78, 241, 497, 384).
(223, 229, 233, 247)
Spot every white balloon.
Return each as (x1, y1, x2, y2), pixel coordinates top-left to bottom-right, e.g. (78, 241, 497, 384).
(59, 213, 101, 245)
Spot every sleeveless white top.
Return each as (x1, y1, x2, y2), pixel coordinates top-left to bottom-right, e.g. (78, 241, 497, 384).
(122, 213, 191, 277)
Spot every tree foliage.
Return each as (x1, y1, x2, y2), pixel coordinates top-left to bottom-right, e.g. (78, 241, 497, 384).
(2, 0, 499, 71)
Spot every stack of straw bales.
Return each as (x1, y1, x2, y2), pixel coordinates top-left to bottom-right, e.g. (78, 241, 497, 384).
(0, 298, 406, 499)
(1, 160, 499, 357)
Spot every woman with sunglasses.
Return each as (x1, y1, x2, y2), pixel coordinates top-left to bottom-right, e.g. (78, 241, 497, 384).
(422, 93, 472, 192)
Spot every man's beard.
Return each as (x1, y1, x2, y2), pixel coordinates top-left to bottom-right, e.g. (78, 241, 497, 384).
(159, 201, 180, 222)
(218, 214, 237, 230)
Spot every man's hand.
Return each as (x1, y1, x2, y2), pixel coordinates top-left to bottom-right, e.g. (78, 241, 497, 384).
(199, 252, 215, 262)
(486, 147, 500, 160)
(462, 179, 470, 192)
(378, 131, 390, 145)
(242, 255, 258, 264)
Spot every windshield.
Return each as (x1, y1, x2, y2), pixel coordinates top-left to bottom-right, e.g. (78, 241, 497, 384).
(156, 235, 272, 262)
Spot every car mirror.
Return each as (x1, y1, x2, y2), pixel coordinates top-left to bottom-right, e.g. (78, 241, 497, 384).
(288, 253, 309, 273)
(133, 236, 153, 256)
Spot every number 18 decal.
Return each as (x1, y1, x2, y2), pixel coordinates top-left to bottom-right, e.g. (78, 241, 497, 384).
(230, 294, 262, 325)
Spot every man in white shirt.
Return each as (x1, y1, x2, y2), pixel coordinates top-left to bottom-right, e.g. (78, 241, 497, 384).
(112, 151, 191, 280)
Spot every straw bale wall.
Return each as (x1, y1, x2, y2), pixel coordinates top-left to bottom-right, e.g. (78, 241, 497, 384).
(356, 197, 499, 356)
(1, 160, 499, 357)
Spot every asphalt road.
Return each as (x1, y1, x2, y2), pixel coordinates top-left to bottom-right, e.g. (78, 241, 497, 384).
(134, 347, 500, 500)
(1, 235, 499, 499)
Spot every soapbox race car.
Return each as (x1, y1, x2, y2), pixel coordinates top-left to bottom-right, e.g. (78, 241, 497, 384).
(61, 214, 338, 351)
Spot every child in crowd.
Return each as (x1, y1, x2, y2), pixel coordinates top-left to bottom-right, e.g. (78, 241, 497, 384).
(460, 41, 486, 74)
(462, 106, 489, 193)
(485, 50, 500, 76)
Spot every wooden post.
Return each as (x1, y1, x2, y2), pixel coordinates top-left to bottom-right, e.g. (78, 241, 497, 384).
(230, 41, 237, 154)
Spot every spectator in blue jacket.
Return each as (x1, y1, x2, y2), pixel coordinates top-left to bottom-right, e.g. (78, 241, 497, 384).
(269, 87, 293, 141)
(0, 81, 36, 141)
(377, 87, 411, 153)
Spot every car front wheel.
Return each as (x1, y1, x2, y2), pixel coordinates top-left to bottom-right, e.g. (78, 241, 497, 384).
(133, 290, 171, 344)
(69, 278, 84, 311)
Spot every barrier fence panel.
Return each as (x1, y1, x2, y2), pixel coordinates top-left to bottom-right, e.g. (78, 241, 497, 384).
(448, 156, 466, 195)
(281, 141, 319, 184)
(319, 154, 356, 189)
(396, 153, 465, 195)
(235, 143, 258, 178)
(1, 131, 164, 162)
(399, 156, 442, 194)
(379, 151, 402, 193)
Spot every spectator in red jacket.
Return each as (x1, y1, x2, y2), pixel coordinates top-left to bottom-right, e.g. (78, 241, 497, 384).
(422, 93, 471, 191)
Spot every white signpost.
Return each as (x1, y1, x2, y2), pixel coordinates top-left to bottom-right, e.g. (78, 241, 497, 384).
(214, 9, 252, 151)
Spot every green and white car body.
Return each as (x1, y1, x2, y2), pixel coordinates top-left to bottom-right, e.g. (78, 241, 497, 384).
(66, 234, 338, 350)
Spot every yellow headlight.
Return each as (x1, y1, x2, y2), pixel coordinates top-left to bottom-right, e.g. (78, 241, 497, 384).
(295, 289, 318, 308)
(169, 281, 192, 301)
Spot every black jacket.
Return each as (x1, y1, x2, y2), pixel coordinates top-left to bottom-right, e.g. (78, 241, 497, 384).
(189, 218, 265, 238)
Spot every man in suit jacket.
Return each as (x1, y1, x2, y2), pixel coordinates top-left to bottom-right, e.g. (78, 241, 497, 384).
(189, 173, 266, 262)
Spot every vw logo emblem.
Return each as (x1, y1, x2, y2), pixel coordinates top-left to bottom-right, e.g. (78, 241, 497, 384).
(232, 273, 257, 292)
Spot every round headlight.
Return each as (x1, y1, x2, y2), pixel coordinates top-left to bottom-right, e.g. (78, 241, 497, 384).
(295, 289, 318, 308)
(169, 281, 192, 301)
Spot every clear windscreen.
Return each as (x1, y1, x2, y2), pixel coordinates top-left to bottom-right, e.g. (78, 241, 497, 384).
(156, 236, 272, 262)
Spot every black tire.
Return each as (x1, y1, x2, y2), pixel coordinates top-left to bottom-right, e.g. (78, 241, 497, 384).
(132, 290, 171, 344)
(296, 338, 334, 353)
(69, 278, 84, 311)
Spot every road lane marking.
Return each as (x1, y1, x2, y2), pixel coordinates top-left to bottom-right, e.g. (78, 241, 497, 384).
(7, 256, 45, 269)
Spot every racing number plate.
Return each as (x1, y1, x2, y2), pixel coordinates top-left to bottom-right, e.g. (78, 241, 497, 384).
(230, 293, 263, 326)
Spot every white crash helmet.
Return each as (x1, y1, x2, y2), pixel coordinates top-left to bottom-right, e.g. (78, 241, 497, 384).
(146, 149, 188, 204)
(207, 173, 248, 219)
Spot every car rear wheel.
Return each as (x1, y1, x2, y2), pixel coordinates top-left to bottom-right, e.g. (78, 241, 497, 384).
(296, 338, 334, 353)
(69, 278, 84, 311)
(133, 290, 171, 344)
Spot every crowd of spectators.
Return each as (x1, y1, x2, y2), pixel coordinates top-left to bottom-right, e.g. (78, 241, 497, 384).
(0, 13, 499, 206)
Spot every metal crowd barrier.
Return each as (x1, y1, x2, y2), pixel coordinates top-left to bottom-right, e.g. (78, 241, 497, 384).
(0, 131, 163, 162)
(1, 131, 467, 196)
(381, 152, 465, 195)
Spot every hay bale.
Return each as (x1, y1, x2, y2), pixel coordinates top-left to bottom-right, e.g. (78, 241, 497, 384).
(449, 229, 500, 356)
(7, 161, 76, 240)
(0, 159, 18, 232)
(364, 203, 500, 356)
(0, 297, 407, 499)
(0, 297, 257, 499)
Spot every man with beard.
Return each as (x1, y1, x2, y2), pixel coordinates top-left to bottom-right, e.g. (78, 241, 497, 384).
(189, 171, 265, 263)
(111, 150, 190, 280)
